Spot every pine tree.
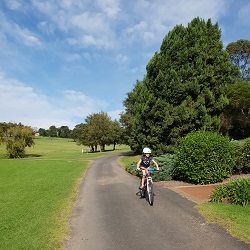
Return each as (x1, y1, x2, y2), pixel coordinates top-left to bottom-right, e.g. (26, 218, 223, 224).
(122, 17, 237, 155)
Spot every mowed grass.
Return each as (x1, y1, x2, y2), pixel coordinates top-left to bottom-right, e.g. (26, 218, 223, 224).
(0, 137, 130, 250)
(0, 160, 89, 250)
(197, 203, 250, 243)
(118, 153, 141, 169)
(26, 136, 130, 160)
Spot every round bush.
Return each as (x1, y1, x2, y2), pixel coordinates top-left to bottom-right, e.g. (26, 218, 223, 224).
(173, 131, 236, 184)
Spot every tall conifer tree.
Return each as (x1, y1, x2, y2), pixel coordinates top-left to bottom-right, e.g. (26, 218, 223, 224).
(123, 17, 237, 155)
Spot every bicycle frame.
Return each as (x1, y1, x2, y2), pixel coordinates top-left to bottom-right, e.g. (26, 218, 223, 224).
(140, 168, 155, 205)
(145, 171, 153, 189)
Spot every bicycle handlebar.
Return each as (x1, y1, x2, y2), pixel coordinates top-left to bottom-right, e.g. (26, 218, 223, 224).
(137, 167, 159, 171)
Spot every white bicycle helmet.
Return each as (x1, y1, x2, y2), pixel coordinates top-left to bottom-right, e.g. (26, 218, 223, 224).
(143, 147, 151, 154)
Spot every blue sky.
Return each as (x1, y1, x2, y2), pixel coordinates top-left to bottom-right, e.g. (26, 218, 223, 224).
(0, 0, 250, 130)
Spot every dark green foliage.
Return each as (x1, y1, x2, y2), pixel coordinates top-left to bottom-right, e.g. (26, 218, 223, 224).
(48, 125, 58, 137)
(120, 81, 143, 152)
(125, 162, 139, 177)
(6, 140, 26, 158)
(38, 126, 72, 138)
(125, 154, 175, 181)
(38, 128, 48, 136)
(173, 131, 236, 184)
(234, 138, 250, 174)
(211, 178, 250, 206)
(73, 112, 122, 151)
(153, 154, 175, 181)
(58, 126, 71, 138)
(122, 17, 236, 155)
(221, 80, 250, 139)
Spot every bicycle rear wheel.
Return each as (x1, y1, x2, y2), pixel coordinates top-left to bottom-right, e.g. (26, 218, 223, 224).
(147, 181, 154, 206)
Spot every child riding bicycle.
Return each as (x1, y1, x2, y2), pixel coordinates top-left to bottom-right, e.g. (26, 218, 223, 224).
(137, 147, 159, 189)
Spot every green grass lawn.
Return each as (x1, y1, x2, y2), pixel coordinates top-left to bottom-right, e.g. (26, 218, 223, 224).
(197, 203, 250, 243)
(26, 136, 130, 159)
(118, 153, 141, 169)
(0, 137, 130, 250)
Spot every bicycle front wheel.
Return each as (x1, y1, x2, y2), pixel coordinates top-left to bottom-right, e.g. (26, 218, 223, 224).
(147, 181, 154, 206)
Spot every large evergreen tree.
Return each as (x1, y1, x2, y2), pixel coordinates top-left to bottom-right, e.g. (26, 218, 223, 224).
(122, 17, 237, 155)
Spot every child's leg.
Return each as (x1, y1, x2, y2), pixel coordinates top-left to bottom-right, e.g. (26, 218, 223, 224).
(140, 169, 146, 188)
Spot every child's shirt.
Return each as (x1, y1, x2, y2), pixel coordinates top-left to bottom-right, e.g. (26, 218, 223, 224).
(140, 155, 153, 168)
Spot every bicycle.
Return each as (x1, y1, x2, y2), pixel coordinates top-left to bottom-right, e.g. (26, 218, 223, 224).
(139, 167, 157, 206)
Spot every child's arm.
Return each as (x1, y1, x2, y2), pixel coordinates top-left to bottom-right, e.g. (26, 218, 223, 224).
(136, 159, 142, 170)
(152, 159, 159, 170)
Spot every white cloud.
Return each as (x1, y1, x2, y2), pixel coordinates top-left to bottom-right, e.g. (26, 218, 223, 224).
(95, 0, 121, 18)
(63, 52, 81, 61)
(70, 12, 107, 34)
(31, 0, 55, 15)
(123, 0, 230, 46)
(29, 0, 116, 49)
(3, 0, 231, 50)
(108, 109, 123, 121)
(59, 0, 76, 10)
(115, 54, 129, 65)
(0, 14, 41, 47)
(238, 3, 250, 26)
(37, 21, 55, 35)
(4, 0, 22, 10)
(63, 90, 108, 109)
(0, 72, 110, 129)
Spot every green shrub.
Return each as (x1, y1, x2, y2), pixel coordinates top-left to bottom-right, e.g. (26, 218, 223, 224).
(210, 178, 250, 206)
(4, 125, 35, 158)
(125, 162, 139, 177)
(153, 154, 175, 181)
(6, 140, 26, 158)
(234, 138, 250, 174)
(173, 131, 236, 184)
(125, 154, 175, 181)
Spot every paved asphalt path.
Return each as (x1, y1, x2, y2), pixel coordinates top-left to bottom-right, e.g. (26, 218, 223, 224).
(64, 153, 249, 250)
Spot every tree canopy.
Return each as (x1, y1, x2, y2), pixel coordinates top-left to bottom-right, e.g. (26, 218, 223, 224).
(121, 17, 237, 155)
(226, 39, 250, 81)
(73, 112, 122, 151)
(0, 122, 35, 158)
(221, 80, 250, 139)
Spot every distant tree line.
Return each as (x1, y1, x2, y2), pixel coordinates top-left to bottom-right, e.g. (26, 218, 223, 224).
(38, 125, 72, 138)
